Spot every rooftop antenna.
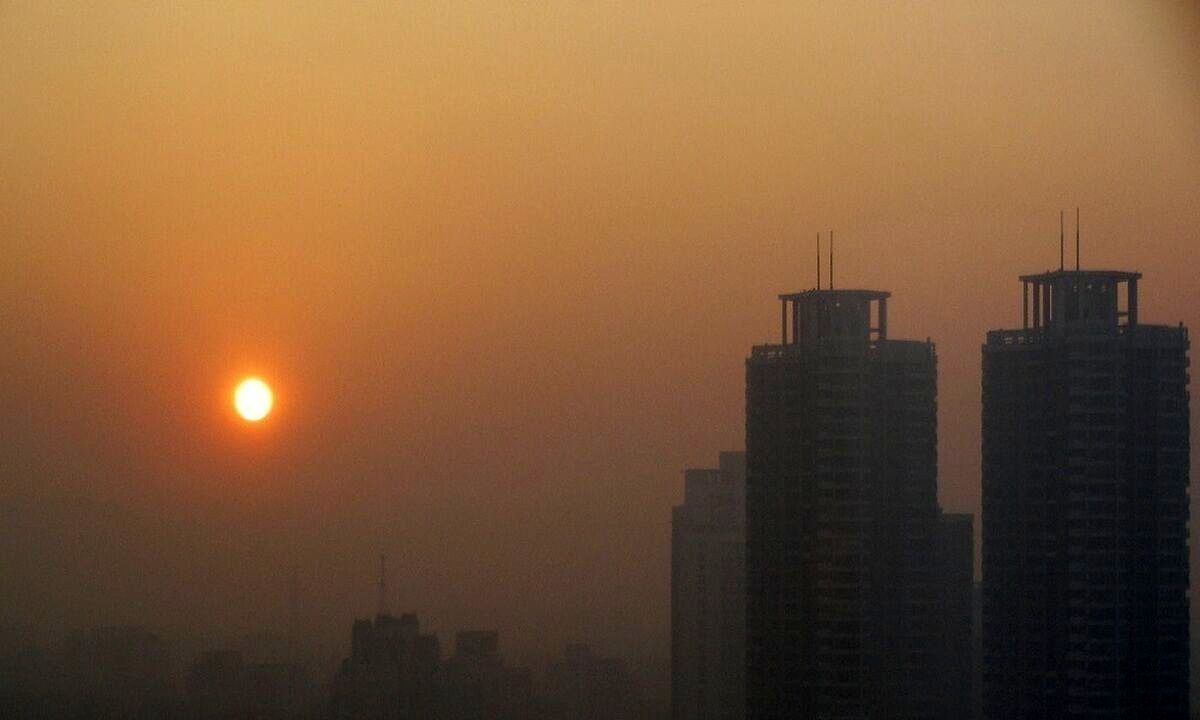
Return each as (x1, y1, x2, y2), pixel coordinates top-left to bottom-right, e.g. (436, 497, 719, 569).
(1080, 206, 1089, 271)
(288, 565, 299, 662)
(816, 232, 822, 289)
(1059, 210, 1065, 271)
(378, 552, 389, 617)
(829, 230, 834, 289)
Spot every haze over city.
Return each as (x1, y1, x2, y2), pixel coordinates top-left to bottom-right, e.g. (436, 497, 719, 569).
(2, 0, 1198, 705)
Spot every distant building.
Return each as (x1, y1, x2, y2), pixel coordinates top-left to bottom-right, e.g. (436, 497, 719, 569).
(545, 643, 642, 720)
(61, 625, 177, 719)
(0, 623, 56, 717)
(671, 451, 745, 720)
(936, 513, 976, 720)
(982, 269, 1190, 719)
(444, 630, 533, 720)
(745, 287, 972, 719)
(330, 613, 544, 720)
(187, 650, 244, 720)
(329, 613, 441, 720)
(186, 648, 317, 720)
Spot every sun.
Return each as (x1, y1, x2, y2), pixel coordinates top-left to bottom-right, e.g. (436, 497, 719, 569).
(234, 377, 273, 422)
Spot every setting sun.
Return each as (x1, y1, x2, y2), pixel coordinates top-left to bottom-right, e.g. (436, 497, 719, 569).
(234, 378, 273, 422)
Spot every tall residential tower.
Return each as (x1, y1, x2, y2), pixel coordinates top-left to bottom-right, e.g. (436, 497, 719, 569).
(745, 288, 970, 719)
(672, 451, 746, 720)
(982, 269, 1190, 719)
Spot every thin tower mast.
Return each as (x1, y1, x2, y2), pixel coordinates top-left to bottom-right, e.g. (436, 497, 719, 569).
(288, 566, 299, 661)
(378, 553, 389, 617)
(817, 232, 822, 290)
(1060, 210, 1065, 271)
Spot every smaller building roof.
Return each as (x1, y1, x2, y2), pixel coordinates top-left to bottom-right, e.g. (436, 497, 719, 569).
(777, 288, 891, 302)
(1018, 269, 1141, 283)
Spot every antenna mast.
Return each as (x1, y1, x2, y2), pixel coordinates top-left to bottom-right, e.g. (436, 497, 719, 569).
(378, 553, 389, 617)
(829, 230, 834, 290)
(1080, 206, 1089, 271)
(1059, 210, 1064, 271)
(288, 566, 299, 662)
(816, 232, 821, 289)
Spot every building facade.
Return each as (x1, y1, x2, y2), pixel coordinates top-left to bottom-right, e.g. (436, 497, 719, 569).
(745, 288, 967, 719)
(329, 613, 441, 720)
(982, 269, 1190, 719)
(672, 451, 746, 720)
(443, 630, 534, 720)
(545, 643, 642, 720)
(936, 513, 976, 720)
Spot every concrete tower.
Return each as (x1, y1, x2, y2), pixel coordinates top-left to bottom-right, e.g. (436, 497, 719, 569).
(672, 451, 746, 720)
(982, 269, 1190, 719)
(745, 288, 968, 719)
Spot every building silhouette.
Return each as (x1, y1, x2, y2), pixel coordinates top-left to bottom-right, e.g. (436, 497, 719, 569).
(545, 643, 642, 720)
(935, 512, 976, 720)
(745, 287, 971, 719)
(0, 623, 57, 717)
(672, 451, 745, 720)
(330, 614, 541, 720)
(62, 626, 177, 719)
(329, 612, 441, 720)
(186, 648, 318, 720)
(443, 630, 534, 720)
(982, 269, 1190, 719)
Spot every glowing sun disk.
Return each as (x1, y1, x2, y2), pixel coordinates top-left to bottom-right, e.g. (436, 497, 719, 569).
(234, 378, 273, 422)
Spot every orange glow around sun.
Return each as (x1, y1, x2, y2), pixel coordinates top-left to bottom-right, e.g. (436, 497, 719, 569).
(234, 377, 273, 422)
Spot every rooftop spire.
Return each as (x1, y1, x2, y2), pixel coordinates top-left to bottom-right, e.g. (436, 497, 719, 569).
(1059, 210, 1064, 271)
(829, 230, 834, 290)
(816, 232, 821, 290)
(378, 552, 389, 617)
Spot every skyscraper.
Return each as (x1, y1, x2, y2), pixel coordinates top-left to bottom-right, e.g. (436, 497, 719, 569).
(745, 288, 965, 719)
(672, 451, 746, 720)
(329, 613, 441, 720)
(982, 268, 1190, 719)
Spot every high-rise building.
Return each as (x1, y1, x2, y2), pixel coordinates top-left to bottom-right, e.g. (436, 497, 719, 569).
(61, 626, 177, 719)
(545, 643, 643, 720)
(187, 649, 318, 720)
(936, 513, 976, 720)
(982, 269, 1190, 719)
(329, 613, 441, 720)
(745, 288, 969, 719)
(672, 451, 746, 720)
(443, 630, 534, 720)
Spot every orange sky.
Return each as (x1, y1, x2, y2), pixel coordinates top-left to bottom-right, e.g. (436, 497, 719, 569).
(2, 1, 1198, 670)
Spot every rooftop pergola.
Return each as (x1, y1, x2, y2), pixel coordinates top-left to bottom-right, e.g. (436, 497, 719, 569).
(777, 289, 891, 345)
(1017, 269, 1142, 330)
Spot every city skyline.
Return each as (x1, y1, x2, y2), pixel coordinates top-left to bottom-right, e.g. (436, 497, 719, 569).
(2, 1, 1198, 711)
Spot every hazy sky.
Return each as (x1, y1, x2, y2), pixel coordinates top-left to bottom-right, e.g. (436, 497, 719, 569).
(2, 1, 1198, 670)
